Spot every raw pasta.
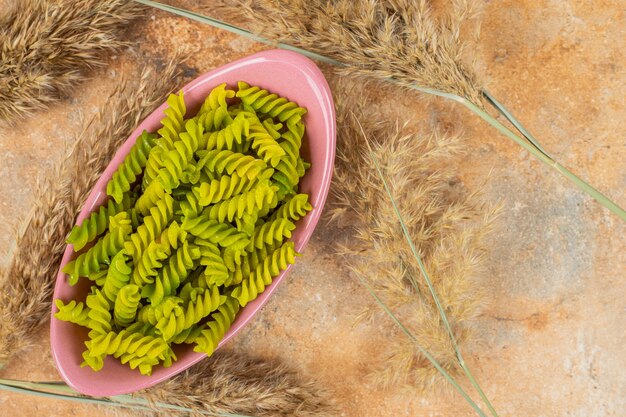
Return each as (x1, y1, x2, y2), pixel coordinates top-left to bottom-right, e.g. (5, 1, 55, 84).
(55, 82, 313, 375)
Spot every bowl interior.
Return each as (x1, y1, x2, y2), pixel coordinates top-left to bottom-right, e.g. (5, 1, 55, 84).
(50, 49, 336, 396)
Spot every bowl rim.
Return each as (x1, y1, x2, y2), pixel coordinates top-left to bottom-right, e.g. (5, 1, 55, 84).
(50, 48, 336, 396)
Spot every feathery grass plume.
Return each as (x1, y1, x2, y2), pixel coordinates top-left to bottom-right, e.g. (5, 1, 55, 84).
(329, 80, 496, 389)
(133, 350, 334, 417)
(0, 59, 184, 365)
(213, 0, 484, 105)
(0, 0, 143, 123)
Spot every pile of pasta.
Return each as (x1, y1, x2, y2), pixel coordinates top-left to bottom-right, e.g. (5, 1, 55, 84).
(54, 82, 313, 375)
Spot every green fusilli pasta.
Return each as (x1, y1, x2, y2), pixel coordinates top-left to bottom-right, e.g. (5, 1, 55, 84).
(155, 285, 224, 341)
(246, 218, 296, 251)
(102, 251, 131, 303)
(86, 288, 112, 337)
(67, 193, 133, 252)
(124, 194, 175, 261)
(142, 241, 201, 306)
(270, 194, 313, 222)
(63, 213, 132, 285)
(54, 299, 90, 327)
(181, 214, 249, 250)
(236, 81, 307, 126)
(197, 149, 267, 180)
(193, 296, 240, 356)
(107, 131, 157, 204)
(114, 285, 141, 327)
(201, 180, 277, 223)
(231, 242, 299, 307)
(56, 82, 313, 373)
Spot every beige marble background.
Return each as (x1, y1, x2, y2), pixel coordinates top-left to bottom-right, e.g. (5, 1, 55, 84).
(0, 1, 624, 416)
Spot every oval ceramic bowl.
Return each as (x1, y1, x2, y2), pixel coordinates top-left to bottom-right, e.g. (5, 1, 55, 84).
(50, 49, 335, 396)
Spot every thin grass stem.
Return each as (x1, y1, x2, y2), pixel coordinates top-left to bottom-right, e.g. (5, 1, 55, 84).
(0, 383, 156, 412)
(132, 0, 343, 66)
(482, 89, 551, 158)
(0, 378, 253, 417)
(134, 0, 626, 221)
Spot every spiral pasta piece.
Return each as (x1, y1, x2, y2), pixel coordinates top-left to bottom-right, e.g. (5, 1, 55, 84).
(235, 212, 258, 237)
(142, 241, 201, 305)
(114, 285, 141, 327)
(67, 193, 133, 252)
(120, 352, 161, 375)
(196, 149, 267, 180)
(248, 242, 278, 270)
(131, 240, 169, 286)
(174, 188, 202, 219)
(236, 81, 307, 126)
(81, 349, 105, 372)
(63, 213, 132, 285)
(107, 131, 157, 204)
(246, 218, 296, 251)
(157, 92, 186, 147)
(204, 112, 250, 151)
(124, 194, 175, 262)
(131, 221, 187, 287)
(199, 83, 235, 113)
(178, 282, 202, 302)
(261, 119, 282, 140)
(193, 296, 240, 356)
(277, 126, 304, 161)
(192, 170, 271, 207)
(137, 296, 182, 326)
(272, 157, 300, 199)
(170, 324, 203, 344)
(157, 118, 202, 192)
(180, 163, 201, 185)
(224, 241, 276, 287)
(102, 251, 131, 303)
(181, 215, 249, 250)
(88, 329, 169, 358)
(86, 289, 112, 337)
(196, 239, 229, 286)
(221, 247, 243, 271)
(156, 285, 224, 341)
(142, 146, 163, 190)
(135, 180, 166, 216)
(54, 299, 90, 327)
(270, 194, 313, 222)
(85, 329, 171, 375)
(248, 118, 285, 167)
(231, 242, 299, 307)
(202, 181, 277, 223)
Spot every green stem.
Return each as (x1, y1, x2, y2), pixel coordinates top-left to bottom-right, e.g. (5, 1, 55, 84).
(0, 383, 155, 412)
(133, 0, 343, 66)
(458, 97, 626, 221)
(0, 378, 253, 417)
(134, 0, 626, 221)
(482, 89, 551, 158)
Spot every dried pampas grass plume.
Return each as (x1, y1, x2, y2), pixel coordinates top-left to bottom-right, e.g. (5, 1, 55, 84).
(330, 81, 497, 389)
(213, 0, 483, 104)
(135, 350, 334, 417)
(0, 0, 143, 122)
(0, 58, 184, 365)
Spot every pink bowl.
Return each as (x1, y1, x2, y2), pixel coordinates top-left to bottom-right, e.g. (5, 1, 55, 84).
(50, 49, 336, 396)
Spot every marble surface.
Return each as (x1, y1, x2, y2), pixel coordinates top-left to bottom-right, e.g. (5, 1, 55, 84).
(0, 1, 624, 416)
